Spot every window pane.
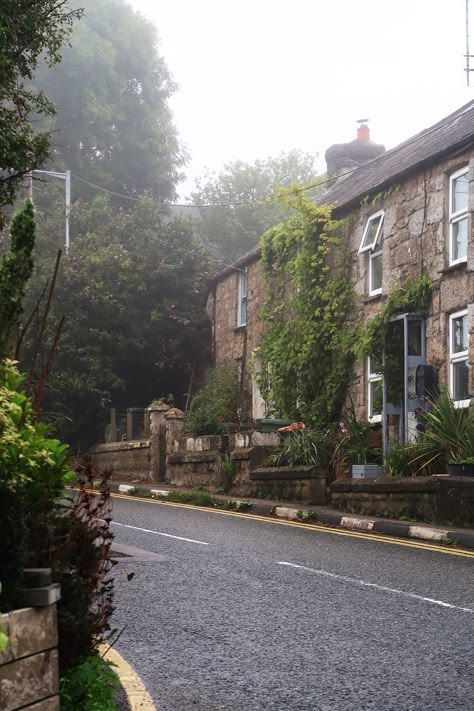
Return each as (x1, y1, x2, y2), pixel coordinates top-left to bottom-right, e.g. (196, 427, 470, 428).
(369, 380, 383, 417)
(408, 321, 422, 356)
(370, 252, 382, 292)
(361, 215, 382, 250)
(453, 359, 469, 401)
(452, 314, 468, 353)
(241, 296, 247, 325)
(452, 217, 468, 261)
(452, 173, 469, 214)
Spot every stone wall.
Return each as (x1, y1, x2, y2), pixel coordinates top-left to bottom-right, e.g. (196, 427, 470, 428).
(166, 430, 280, 496)
(330, 476, 474, 527)
(250, 465, 328, 504)
(209, 254, 266, 420)
(209, 147, 474, 424)
(88, 440, 150, 482)
(346, 151, 474, 420)
(0, 605, 59, 711)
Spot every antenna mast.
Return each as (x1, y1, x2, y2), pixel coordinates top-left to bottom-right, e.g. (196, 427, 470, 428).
(466, 0, 474, 85)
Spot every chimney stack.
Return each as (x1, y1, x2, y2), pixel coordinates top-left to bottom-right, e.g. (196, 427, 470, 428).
(357, 118, 370, 141)
(324, 120, 385, 180)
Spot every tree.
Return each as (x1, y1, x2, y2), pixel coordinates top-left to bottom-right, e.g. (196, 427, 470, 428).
(0, 1, 82, 210)
(189, 150, 321, 263)
(33, 0, 185, 202)
(22, 196, 212, 447)
(0, 200, 36, 357)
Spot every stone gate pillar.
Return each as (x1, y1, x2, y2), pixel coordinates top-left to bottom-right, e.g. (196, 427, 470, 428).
(164, 408, 185, 456)
(147, 400, 170, 482)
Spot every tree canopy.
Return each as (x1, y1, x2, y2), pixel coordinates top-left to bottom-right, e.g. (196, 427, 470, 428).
(0, 1, 82, 210)
(189, 150, 321, 263)
(33, 0, 185, 202)
(21, 196, 212, 447)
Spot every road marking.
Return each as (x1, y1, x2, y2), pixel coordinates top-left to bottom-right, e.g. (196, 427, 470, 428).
(277, 561, 474, 613)
(111, 520, 209, 545)
(99, 644, 156, 710)
(109, 492, 474, 558)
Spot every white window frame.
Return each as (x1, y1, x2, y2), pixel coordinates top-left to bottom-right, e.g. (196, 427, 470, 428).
(369, 243, 383, 296)
(449, 309, 470, 408)
(367, 356, 382, 423)
(449, 167, 469, 266)
(237, 269, 247, 327)
(358, 210, 384, 254)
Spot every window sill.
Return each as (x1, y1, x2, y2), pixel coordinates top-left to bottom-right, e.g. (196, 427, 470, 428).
(439, 261, 467, 275)
(363, 293, 384, 304)
(453, 399, 470, 409)
(234, 325, 247, 333)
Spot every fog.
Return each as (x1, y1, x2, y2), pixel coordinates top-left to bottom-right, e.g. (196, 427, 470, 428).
(130, 0, 473, 197)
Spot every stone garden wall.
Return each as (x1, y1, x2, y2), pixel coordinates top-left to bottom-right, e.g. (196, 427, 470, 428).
(331, 476, 474, 527)
(0, 605, 59, 711)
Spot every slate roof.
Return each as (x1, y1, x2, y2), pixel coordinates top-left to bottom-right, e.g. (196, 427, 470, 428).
(322, 100, 474, 213)
(210, 101, 474, 282)
(208, 245, 260, 285)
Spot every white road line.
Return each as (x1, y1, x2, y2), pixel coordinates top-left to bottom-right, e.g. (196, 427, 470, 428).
(111, 520, 210, 545)
(277, 562, 474, 613)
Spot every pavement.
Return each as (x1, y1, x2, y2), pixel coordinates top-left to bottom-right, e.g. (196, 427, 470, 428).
(106, 479, 474, 550)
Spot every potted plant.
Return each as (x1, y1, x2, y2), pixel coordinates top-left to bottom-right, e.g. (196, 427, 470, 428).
(335, 400, 383, 479)
(413, 390, 474, 477)
(446, 457, 474, 477)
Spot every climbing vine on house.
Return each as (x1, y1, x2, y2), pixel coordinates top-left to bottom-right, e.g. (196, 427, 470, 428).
(255, 187, 434, 424)
(255, 193, 354, 426)
(354, 275, 433, 404)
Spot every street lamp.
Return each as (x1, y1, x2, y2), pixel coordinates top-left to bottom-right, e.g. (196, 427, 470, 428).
(32, 169, 71, 253)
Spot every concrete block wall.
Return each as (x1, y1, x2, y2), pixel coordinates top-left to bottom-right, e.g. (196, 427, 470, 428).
(0, 606, 59, 711)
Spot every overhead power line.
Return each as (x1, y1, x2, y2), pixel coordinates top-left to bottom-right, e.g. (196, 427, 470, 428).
(70, 101, 474, 209)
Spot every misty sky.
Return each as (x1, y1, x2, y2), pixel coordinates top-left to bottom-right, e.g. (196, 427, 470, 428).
(131, 0, 474, 198)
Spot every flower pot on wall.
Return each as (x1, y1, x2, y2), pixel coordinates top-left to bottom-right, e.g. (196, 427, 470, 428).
(446, 462, 474, 477)
(351, 464, 384, 479)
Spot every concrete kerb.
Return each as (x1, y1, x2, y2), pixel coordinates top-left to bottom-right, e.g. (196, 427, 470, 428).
(105, 481, 474, 550)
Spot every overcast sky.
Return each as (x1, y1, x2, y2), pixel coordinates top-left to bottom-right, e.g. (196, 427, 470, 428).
(131, 0, 474, 198)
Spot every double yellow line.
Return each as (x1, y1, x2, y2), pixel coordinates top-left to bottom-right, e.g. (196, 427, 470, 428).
(109, 491, 474, 559)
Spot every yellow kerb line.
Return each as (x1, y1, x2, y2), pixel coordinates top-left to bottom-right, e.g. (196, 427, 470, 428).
(106, 491, 474, 559)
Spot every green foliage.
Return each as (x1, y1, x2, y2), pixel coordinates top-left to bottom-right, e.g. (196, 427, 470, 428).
(335, 399, 382, 465)
(0, 360, 74, 497)
(0, 486, 25, 611)
(184, 364, 239, 436)
(414, 390, 474, 464)
(190, 151, 321, 261)
(383, 441, 432, 478)
(34, 0, 184, 202)
(220, 454, 237, 493)
(165, 490, 215, 507)
(0, 201, 36, 357)
(59, 653, 119, 711)
(22, 195, 212, 447)
(128, 487, 154, 498)
(256, 194, 354, 428)
(0, 1, 82, 208)
(0, 583, 8, 652)
(271, 429, 333, 467)
(354, 276, 433, 403)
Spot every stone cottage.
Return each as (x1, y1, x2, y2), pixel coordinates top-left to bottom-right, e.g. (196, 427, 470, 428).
(207, 100, 474, 438)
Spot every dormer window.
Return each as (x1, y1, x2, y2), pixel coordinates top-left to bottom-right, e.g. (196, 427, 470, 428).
(449, 167, 469, 265)
(359, 210, 384, 296)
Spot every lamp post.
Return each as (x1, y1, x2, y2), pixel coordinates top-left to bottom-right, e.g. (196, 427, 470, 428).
(33, 169, 71, 253)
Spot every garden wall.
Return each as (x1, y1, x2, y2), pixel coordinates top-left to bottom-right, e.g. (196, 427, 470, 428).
(330, 476, 474, 527)
(0, 605, 59, 711)
(88, 440, 150, 482)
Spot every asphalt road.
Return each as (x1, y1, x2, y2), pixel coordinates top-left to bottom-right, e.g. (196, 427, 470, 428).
(110, 496, 474, 711)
